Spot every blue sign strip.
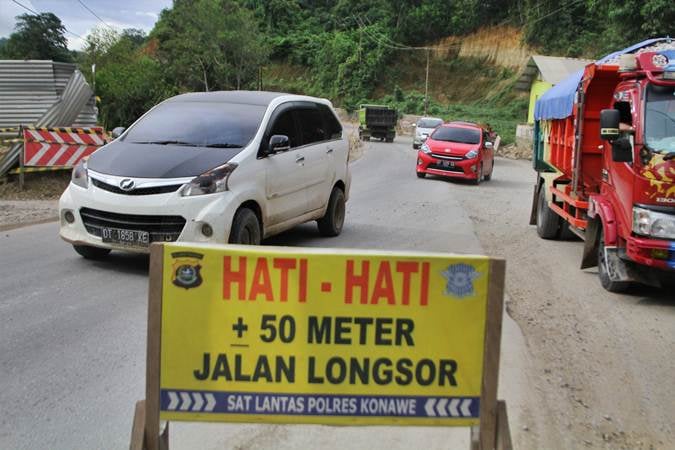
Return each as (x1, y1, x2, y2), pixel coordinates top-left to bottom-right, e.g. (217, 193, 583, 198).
(160, 389, 480, 418)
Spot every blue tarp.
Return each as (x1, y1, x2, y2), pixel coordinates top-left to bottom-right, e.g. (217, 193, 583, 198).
(533, 69, 584, 121)
(534, 38, 670, 121)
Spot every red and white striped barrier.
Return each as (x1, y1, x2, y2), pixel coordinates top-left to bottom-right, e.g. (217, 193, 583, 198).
(22, 127, 107, 167)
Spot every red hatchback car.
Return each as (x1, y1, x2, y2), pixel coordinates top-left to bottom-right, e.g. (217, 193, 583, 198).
(416, 122, 494, 184)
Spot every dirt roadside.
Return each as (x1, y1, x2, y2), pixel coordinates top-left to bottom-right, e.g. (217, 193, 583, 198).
(452, 157, 674, 450)
(0, 172, 66, 230)
(0, 200, 58, 231)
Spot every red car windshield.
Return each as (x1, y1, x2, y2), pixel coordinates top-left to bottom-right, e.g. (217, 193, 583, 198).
(431, 126, 481, 144)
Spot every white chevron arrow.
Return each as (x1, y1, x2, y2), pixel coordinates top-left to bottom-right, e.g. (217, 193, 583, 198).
(46, 144, 69, 166)
(448, 398, 461, 417)
(49, 131, 64, 143)
(460, 399, 472, 417)
(179, 392, 192, 411)
(26, 143, 50, 165)
(204, 393, 216, 412)
(167, 391, 179, 410)
(424, 398, 436, 416)
(64, 145, 87, 166)
(436, 398, 448, 417)
(192, 392, 204, 411)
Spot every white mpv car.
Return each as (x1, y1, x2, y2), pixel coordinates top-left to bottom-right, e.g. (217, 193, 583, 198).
(59, 91, 351, 258)
(412, 117, 443, 149)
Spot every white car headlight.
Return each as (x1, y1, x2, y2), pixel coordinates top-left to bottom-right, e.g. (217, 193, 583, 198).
(465, 150, 479, 159)
(180, 162, 238, 196)
(421, 143, 431, 154)
(632, 206, 675, 239)
(71, 159, 88, 188)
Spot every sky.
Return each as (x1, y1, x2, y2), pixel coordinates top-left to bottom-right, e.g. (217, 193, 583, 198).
(0, 0, 172, 50)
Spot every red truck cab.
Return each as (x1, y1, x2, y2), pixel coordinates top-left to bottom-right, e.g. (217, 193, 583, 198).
(416, 122, 494, 184)
(531, 40, 675, 292)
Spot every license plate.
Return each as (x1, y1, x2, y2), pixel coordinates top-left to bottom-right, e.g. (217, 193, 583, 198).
(101, 227, 150, 247)
(440, 160, 455, 167)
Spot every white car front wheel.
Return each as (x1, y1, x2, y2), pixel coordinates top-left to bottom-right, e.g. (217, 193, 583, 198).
(317, 187, 345, 237)
(229, 208, 261, 245)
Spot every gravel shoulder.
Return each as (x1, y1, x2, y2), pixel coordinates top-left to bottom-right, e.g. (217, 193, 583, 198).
(0, 172, 67, 229)
(451, 157, 675, 450)
(0, 200, 58, 231)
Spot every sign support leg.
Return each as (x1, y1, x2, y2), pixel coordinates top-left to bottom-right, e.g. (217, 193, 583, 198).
(145, 244, 165, 450)
(496, 400, 513, 450)
(470, 425, 480, 450)
(130, 400, 146, 450)
(19, 141, 24, 190)
(478, 259, 505, 450)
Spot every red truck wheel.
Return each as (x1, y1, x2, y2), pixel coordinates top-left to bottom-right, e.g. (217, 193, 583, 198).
(536, 185, 559, 239)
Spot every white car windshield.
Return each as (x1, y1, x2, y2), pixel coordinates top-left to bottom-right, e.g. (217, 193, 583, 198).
(431, 126, 481, 144)
(124, 101, 267, 148)
(417, 118, 443, 128)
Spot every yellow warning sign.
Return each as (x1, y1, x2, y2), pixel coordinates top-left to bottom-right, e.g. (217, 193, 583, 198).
(158, 243, 497, 426)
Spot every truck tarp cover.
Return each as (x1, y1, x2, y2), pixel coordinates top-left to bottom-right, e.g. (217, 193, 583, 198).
(534, 38, 668, 121)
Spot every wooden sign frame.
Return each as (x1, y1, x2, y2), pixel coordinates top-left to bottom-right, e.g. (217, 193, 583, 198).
(130, 244, 512, 450)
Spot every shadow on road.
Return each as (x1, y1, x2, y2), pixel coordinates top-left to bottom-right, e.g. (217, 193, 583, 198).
(263, 223, 321, 247)
(633, 281, 675, 306)
(78, 251, 150, 275)
(422, 174, 527, 189)
(583, 268, 675, 305)
(636, 292, 675, 306)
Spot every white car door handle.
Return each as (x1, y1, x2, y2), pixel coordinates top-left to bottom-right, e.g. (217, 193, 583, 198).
(326, 148, 334, 154)
(295, 155, 305, 163)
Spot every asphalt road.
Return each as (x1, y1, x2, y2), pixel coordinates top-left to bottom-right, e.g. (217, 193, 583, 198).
(1, 134, 672, 449)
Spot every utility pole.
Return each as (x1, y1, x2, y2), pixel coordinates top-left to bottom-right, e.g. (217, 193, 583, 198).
(358, 25, 362, 63)
(424, 48, 430, 115)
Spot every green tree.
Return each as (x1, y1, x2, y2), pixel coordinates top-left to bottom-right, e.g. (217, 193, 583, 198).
(1, 13, 72, 62)
(96, 56, 173, 128)
(152, 0, 269, 91)
(77, 25, 169, 128)
(80, 26, 148, 77)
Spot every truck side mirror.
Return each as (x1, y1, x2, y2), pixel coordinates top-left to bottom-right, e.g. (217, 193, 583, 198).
(599, 109, 620, 140)
(267, 135, 290, 155)
(111, 127, 126, 139)
(611, 137, 633, 163)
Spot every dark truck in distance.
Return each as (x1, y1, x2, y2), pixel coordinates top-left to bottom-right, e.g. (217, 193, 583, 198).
(358, 104, 397, 142)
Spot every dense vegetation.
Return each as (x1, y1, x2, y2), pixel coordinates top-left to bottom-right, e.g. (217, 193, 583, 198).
(1, 0, 673, 136)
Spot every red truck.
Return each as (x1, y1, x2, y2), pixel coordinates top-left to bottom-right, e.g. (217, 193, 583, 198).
(530, 39, 675, 292)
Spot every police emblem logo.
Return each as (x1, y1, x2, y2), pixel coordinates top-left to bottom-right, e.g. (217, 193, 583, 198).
(441, 263, 480, 298)
(171, 251, 204, 289)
